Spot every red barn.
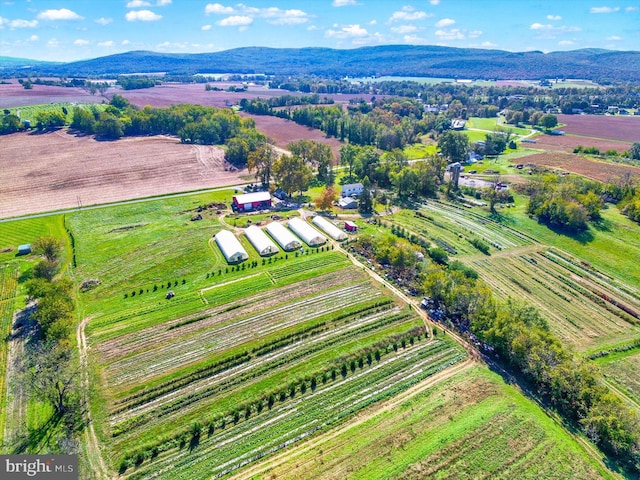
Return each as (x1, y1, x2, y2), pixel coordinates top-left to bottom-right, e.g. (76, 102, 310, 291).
(345, 221, 358, 232)
(232, 191, 272, 212)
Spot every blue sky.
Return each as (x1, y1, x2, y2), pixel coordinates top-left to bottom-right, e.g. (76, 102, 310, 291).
(1, 1, 639, 61)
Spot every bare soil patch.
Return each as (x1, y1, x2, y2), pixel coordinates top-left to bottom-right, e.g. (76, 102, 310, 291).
(531, 133, 631, 153)
(515, 152, 640, 182)
(241, 113, 344, 159)
(0, 131, 245, 218)
(0, 82, 106, 108)
(557, 114, 640, 143)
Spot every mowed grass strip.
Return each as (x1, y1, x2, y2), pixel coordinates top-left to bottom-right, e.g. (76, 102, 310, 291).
(237, 366, 612, 480)
(599, 350, 640, 411)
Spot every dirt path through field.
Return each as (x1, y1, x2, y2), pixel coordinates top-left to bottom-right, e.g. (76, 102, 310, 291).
(227, 358, 476, 480)
(77, 317, 111, 480)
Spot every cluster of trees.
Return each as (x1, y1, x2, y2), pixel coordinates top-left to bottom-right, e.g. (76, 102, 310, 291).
(70, 95, 265, 164)
(1, 111, 22, 134)
(422, 265, 640, 472)
(17, 236, 81, 431)
(524, 174, 604, 232)
(116, 76, 158, 90)
(239, 94, 334, 115)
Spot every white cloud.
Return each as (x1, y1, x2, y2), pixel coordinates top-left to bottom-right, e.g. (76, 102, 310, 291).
(98, 40, 114, 47)
(369, 19, 377, 25)
(201, 24, 212, 30)
(10, 18, 38, 28)
(38, 8, 83, 21)
(125, 10, 162, 21)
(0, 16, 8, 28)
(217, 15, 252, 26)
(205, 3, 234, 15)
(606, 35, 622, 40)
(332, 0, 356, 5)
(156, 0, 172, 5)
(530, 23, 552, 30)
(403, 34, 428, 44)
(468, 30, 482, 38)
(480, 41, 496, 47)
(47, 38, 60, 47)
(558, 40, 575, 45)
(95, 17, 113, 25)
(121, 39, 131, 45)
(74, 38, 90, 45)
(126, 0, 150, 7)
(389, 6, 431, 22)
(589, 6, 620, 13)
(265, 9, 309, 25)
(27, 34, 38, 42)
(547, 14, 562, 20)
(435, 28, 465, 40)
(625, 6, 638, 11)
(435, 18, 455, 27)
(326, 23, 368, 38)
(391, 25, 417, 34)
(430, 0, 440, 4)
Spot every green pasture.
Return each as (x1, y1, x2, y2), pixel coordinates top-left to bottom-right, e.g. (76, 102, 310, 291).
(244, 366, 614, 480)
(599, 350, 640, 412)
(466, 116, 531, 136)
(403, 143, 437, 160)
(3, 102, 107, 125)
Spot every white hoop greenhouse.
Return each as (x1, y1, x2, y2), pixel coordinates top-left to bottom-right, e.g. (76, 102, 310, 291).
(214, 229, 249, 263)
(288, 217, 327, 246)
(245, 225, 279, 256)
(265, 222, 302, 251)
(311, 215, 347, 241)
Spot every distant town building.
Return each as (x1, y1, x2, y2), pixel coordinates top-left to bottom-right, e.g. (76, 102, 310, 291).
(340, 183, 364, 197)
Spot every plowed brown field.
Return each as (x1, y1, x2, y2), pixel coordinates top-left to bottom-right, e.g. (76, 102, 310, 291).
(557, 114, 640, 142)
(517, 152, 640, 182)
(531, 134, 631, 153)
(0, 131, 246, 218)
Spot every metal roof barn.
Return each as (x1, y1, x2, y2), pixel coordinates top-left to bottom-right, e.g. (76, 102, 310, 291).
(232, 191, 272, 212)
(245, 225, 279, 256)
(265, 222, 302, 251)
(288, 217, 327, 247)
(312, 216, 347, 241)
(214, 229, 249, 263)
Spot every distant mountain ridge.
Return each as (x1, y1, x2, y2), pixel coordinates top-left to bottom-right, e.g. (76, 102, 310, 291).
(2, 45, 639, 82)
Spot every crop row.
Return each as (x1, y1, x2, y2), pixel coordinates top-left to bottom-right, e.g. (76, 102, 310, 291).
(0, 266, 19, 442)
(473, 252, 637, 350)
(96, 267, 366, 360)
(104, 282, 381, 387)
(119, 335, 464, 479)
(109, 304, 410, 430)
(111, 298, 396, 413)
(107, 310, 421, 453)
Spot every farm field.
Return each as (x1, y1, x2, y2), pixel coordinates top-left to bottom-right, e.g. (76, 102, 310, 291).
(0, 81, 107, 108)
(59, 193, 466, 477)
(0, 265, 19, 442)
(557, 114, 640, 143)
(470, 249, 640, 352)
(511, 151, 640, 183)
(230, 366, 614, 480)
(529, 133, 631, 154)
(0, 131, 246, 218)
(598, 350, 640, 411)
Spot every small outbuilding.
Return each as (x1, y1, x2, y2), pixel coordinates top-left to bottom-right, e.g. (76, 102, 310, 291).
(312, 216, 347, 241)
(232, 191, 272, 212)
(17, 244, 31, 255)
(245, 225, 279, 256)
(288, 217, 327, 247)
(265, 222, 302, 251)
(341, 183, 364, 197)
(338, 197, 358, 209)
(214, 230, 249, 263)
(345, 221, 358, 233)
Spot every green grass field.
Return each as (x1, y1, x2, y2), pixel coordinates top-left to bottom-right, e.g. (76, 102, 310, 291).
(236, 366, 614, 480)
(3, 103, 107, 126)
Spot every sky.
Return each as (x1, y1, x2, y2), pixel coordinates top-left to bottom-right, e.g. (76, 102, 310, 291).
(0, 0, 639, 62)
